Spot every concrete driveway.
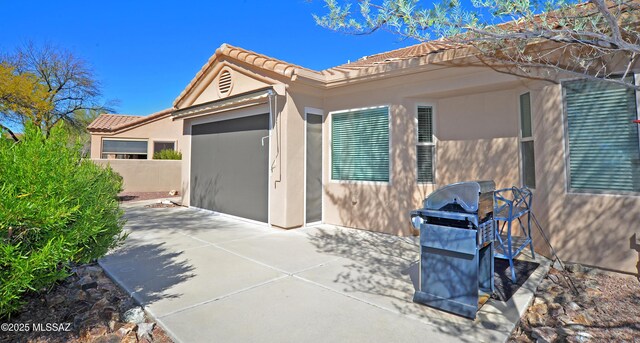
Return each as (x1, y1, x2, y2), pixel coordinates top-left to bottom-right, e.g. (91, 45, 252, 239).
(100, 201, 548, 343)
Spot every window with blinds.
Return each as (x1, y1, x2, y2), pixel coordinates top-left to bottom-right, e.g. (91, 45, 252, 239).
(564, 78, 640, 193)
(331, 106, 389, 182)
(417, 106, 435, 183)
(101, 139, 148, 159)
(520, 93, 536, 188)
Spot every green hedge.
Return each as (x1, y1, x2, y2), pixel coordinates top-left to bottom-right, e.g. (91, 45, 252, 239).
(0, 123, 125, 317)
(153, 149, 182, 160)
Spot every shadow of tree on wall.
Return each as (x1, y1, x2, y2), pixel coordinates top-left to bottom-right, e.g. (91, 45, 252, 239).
(190, 173, 221, 212)
(532, 88, 640, 276)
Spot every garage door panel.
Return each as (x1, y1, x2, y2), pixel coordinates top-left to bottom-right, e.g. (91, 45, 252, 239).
(191, 114, 269, 222)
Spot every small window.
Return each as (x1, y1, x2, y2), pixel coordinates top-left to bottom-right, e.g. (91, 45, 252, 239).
(154, 141, 175, 154)
(331, 106, 389, 182)
(417, 106, 435, 183)
(520, 93, 536, 188)
(101, 139, 148, 159)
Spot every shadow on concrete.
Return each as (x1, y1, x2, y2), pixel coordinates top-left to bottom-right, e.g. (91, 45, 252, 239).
(100, 232, 196, 306)
(306, 226, 507, 342)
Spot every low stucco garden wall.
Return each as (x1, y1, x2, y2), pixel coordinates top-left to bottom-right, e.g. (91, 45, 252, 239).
(92, 159, 182, 192)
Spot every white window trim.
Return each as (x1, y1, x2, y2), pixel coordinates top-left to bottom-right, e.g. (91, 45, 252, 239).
(328, 105, 392, 185)
(304, 107, 324, 227)
(518, 92, 535, 189)
(416, 103, 437, 185)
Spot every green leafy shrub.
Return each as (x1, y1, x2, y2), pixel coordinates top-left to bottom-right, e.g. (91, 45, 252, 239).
(153, 149, 182, 160)
(0, 123, 125, 317)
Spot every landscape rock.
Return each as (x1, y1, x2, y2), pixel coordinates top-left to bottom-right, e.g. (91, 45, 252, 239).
(79, 275, 98, 290)
(74, 289, 89, 302)
(554, 293, 572, 305)
(152, 324, 173, 342)
(527, 312, 546, 327)
(81, 265, 104, 278)
(565, 301, 581, 311)
(566, 331, 593, 343)
(45, 293, 66, 307)
(509, 263, 640, 343)
(92, 297, 110, 312)
(87, 288, 104, 300)
(556, 325, 576, 337)
(116, 322, 138, 337)
(124, 306, 146, 324)
(537, 279, 554, 292)
(530, 303, 548, 315)
(531, 326, 558, 343)
(121, 331, 139, 343)
(0, 262, 171, 343)
(569, 313, 593, 326)
(137, 322, 156, 340)
(556, 314, 572, 325)
(547, 303, 564, 316)
(93, 333, 122, 343)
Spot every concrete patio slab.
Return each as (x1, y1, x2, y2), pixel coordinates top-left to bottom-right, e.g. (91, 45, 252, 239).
(216, 231, 344, 274)
(100, 202, 550, 343)
(133, 245, 285, 318)
(159, 277, 457, 343)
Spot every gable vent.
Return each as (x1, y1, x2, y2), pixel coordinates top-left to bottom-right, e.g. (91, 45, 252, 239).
(218, 70, 232, 95)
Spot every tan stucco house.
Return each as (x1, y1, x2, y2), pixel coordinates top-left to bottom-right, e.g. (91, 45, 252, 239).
(87, 108, 183, 192)
(88, 108, 183, 160)
(95, 41, 640, 275)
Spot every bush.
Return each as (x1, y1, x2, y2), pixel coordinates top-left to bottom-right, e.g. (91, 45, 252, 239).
(0, 123, 125, 317)
(153, 149, 182, 160)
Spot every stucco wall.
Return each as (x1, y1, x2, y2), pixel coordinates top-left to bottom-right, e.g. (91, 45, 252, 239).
(321, 70, 523, 237)
(89, 114, 184, 160)
(93, 159, 182, 192)
(170, 53, 639, 274)
(530, 83, 640, 274)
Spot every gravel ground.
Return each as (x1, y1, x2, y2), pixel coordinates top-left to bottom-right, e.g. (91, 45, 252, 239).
(509, 264, 640, 342)
(0, 263, 173, 343)
(118, 191, 177, 203)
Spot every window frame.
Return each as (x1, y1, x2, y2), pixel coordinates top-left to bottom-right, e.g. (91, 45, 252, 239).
(152, 140, 177, 156)
(329, 105, 392, 185)
(415, 103, 436, 184)
(561, 75, 640, 196)
(518, 92, 536, 189)
(101, 138, 149, 160)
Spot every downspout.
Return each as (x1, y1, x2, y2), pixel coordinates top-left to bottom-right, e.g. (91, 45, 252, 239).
(268, 89, 282, 184)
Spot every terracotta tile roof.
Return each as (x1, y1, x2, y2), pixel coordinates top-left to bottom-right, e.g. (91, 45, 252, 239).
(87, 108, 173, 133)
(174, 41, 461, 106)
(323, 41, 456, 73)
(174, 44, 322, 107)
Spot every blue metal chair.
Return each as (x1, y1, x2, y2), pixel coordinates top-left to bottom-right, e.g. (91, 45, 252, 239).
(493, 187, 535, 282)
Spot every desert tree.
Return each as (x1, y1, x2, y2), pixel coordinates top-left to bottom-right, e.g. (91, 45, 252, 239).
(0, 63, 51, 141)
(314, 0, 640, 89)
(0, 42, 113, 137)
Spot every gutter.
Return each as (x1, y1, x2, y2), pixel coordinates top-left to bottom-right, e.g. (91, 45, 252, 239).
(173, 86, 285, 120)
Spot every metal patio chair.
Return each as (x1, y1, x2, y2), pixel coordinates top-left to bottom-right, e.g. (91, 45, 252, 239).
(493, 186, 535, 282)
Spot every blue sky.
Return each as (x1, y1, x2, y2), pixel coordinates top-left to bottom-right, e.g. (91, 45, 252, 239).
(0, 0, 417, 118)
